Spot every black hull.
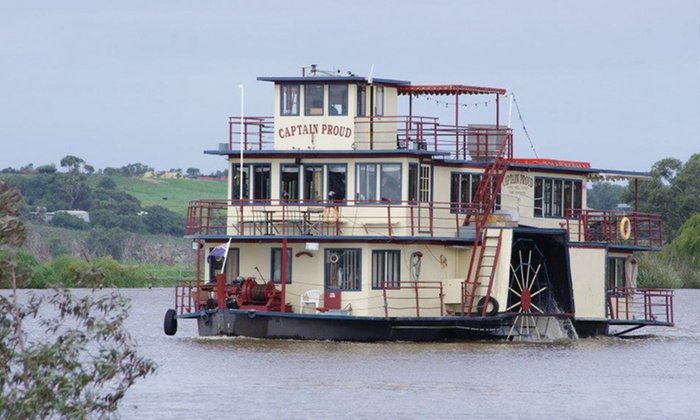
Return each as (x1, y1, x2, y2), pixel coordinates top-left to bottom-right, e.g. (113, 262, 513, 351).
(190, 309, 511, 342)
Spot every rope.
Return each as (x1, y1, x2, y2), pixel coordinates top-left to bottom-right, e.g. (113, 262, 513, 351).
(511, 93, 539, 158)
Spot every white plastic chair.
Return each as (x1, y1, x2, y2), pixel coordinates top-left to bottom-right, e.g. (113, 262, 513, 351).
(300, 289, 323, 313)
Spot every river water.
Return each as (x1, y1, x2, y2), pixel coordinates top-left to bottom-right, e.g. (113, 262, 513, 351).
(9, 288, 700, 418)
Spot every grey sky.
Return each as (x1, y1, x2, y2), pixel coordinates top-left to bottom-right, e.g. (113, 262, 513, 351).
(1, 0, 698, 174)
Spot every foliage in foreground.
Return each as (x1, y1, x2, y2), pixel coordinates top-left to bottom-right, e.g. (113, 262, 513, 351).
(1, 181, 156, 417)
(0, 289, 157, 418)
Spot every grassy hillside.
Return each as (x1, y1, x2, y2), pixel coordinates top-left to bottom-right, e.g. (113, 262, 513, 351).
(96, 176, 227, 215)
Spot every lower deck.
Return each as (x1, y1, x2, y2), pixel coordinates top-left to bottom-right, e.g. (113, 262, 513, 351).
(171, 226, 674, 340)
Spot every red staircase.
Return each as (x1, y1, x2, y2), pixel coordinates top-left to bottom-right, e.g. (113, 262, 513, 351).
(462, 133, 512, 316)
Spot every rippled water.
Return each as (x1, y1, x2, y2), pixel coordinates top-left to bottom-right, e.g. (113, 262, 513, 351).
(10, 288, 700, 418)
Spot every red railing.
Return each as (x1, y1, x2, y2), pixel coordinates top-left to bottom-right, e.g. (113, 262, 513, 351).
(354, 115, 513, 160)
(228, 116, 275, 150)
(224, 115, 513, 160)
(566, 209, 663, 247)
(185, 198, 504, 239)
(175, 280, 195, 314)
(608, 287, 674, 325)
(381, 280, 444, 318)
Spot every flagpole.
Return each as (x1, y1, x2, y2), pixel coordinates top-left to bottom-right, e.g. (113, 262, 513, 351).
(220, 237, 233, 274)
(238, 84, 245, 201)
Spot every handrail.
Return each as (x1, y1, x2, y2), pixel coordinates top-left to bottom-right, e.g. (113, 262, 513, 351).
(608, 287, 674, 325)
(224, 114, 513, 160)
(184, 198, 518, 240)
(565, 209, 663, 247)
(381, 280, 444, 318)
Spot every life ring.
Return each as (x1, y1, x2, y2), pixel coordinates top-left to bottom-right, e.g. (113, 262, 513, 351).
(476, 296, 499, 316)
(619, 217, 631, 241)
(329, 253, 340, 264)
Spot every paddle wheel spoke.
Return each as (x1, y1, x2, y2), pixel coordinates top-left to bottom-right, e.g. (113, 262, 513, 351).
(506, 239, 555, 340)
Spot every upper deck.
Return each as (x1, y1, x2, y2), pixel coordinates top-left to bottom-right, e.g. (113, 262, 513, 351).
(192, 67, 663, 249)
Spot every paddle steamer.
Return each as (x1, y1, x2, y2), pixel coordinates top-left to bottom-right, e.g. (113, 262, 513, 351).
(163, 65, 674, 341)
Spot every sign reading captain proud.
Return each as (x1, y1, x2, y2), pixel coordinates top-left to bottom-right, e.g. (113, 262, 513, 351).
(275, 122, 354, 150)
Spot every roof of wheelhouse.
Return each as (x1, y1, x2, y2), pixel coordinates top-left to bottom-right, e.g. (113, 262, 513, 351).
(257, 76, 410, 86)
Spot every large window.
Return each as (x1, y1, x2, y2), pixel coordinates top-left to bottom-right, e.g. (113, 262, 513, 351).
(327, 164, 347, 202)
(450, 172, 500, 213)
(304, 84, 324, 116)
(325, 249, 361, 291)
(280, 84, 299, 116)
(328, 84, 348, 116)
(534, 177, 582, 218)
(303, 164, 324, 202)
(271, 248, 292, 284)
(300, 164, 347, 203)
(208, 248, 239, 282)
(372, 250, 400, 289)
(356, 163, 402, 203)
(281, 164, 300, 202)
(232, 164, 271, 203)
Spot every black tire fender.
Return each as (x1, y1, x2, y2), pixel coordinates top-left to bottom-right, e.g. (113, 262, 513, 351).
(163, 308, 178, 336)
(476, 296, 499, 316)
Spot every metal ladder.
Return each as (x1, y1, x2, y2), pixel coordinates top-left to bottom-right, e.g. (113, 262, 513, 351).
(462, 228, 504, 315)
(461, 132, 511, 317)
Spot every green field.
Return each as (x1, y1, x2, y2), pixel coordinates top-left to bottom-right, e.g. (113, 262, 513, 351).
(96, 176, 227, 215)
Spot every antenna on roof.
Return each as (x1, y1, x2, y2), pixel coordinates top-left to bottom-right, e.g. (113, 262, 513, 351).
(368, 64, 375, 84)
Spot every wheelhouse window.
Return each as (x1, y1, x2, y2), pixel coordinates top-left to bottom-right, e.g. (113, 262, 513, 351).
(325, 249, 361, 291)
(208, 248, 239, 282)
(534, 177, 582, 218)
(328, 84, 348, 116)
(271, 248, 292, 284)
(357, 85, 366, 116)
(304, 84, 324, 116)
(281, 164, 300, 202)
(374, 86, 384, 116)
(232, 164, 271, 203)
(303, 164, 324, 202)
(372, 250, 400, 289)
(356, 163, 402, 203)
(280, 84, 300, 116)
(450, 172, 500, 213)
(327, 164, 347, 202)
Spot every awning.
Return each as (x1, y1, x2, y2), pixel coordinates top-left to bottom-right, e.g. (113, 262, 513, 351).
(398, 84, 506, 96)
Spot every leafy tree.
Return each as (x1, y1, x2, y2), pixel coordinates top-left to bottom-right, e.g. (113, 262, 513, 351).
(672, 212, 700, 267)
(141, 205, 183, 235)
(90, 210, 146, 234)
(59, 155, 86, 173)
(186, 167, 201, 178)
(97, 176, 117, 190)
(587, 182, 625, 210)
(85, 227, 131, 259)
(35, 164, 57, 174)
(49, 212, 90, 230)
(56, 171, 89, 210)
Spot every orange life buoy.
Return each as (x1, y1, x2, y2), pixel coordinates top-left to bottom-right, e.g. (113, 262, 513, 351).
(619, 217, 631, 241)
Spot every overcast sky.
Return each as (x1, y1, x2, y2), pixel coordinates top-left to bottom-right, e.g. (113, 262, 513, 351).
(1, 0, 698, 174)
